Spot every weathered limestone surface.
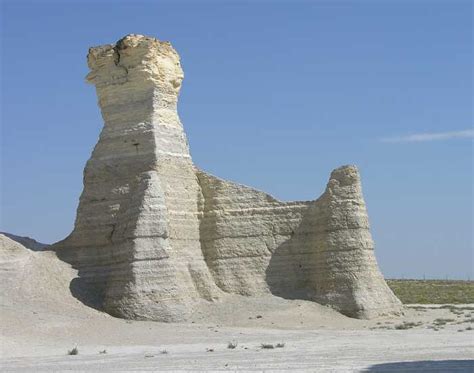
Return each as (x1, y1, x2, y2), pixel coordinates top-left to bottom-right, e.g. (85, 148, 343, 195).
(55, 35, 221, 321)
(55, 34, 402, 321)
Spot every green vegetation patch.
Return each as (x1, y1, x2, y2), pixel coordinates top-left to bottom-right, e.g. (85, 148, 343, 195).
(386, 280, 474, 304)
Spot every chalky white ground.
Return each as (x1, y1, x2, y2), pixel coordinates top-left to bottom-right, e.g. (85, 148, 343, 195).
(1, 236, 472, 372)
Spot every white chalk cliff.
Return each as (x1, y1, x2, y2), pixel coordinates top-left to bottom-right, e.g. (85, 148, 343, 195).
(54, 34, 402, 321)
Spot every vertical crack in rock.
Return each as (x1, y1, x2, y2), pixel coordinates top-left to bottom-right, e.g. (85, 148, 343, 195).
(54, 34, 402, 321)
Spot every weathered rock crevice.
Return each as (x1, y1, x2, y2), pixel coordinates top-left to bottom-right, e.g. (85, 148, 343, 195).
(54, 34, 402, 321)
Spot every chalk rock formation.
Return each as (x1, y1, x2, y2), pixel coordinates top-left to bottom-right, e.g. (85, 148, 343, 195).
(55, 34, 402, 321)
(0, 232, 48, 251)
(0, 234, 76, 309)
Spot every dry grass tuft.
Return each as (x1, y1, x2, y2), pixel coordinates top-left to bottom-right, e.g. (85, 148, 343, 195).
(394, 321, 423, 330)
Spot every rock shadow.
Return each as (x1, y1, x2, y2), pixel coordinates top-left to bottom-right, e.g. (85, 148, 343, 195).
(265, 200, 322, 301)
(54, 243, 106, 312)
(69, 276, 105, 311)
(362, 360, 474, 372)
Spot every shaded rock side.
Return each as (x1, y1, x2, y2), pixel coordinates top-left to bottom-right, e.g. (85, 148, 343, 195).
(54, 34, 401, 321)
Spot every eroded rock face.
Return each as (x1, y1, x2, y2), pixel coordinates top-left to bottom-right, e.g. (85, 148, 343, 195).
(55, 34, 402, 321)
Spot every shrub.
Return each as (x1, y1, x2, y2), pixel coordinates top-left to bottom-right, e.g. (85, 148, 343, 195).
(394, 321, 422, 330)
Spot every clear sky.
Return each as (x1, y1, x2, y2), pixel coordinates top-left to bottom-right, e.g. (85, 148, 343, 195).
(1, 0, 472, 279)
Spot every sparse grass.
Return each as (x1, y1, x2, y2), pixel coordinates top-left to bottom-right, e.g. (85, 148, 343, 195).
(433, 318, 455, 326)
(370, 325, 392, 330)
(439, 305, 466, 311)
(394, 321, 423, 330)
(276, 343, 285, 348)
(386, 279, 474, 304)
(67, 346, 79, 355)
(227, 342, 237, 349)
(261, 343, 275, 349)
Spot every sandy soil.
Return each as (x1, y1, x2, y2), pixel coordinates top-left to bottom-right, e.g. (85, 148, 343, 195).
(1, 235, 473, 372)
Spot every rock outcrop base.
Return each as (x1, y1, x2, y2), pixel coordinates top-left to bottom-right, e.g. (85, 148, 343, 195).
(54, 34, 402, 321)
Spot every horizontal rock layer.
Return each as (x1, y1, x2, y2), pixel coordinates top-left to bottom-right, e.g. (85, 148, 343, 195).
(55, 34, 402, 321)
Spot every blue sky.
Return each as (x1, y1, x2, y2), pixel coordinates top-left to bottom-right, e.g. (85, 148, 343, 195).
(1, 0, 472, 279)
